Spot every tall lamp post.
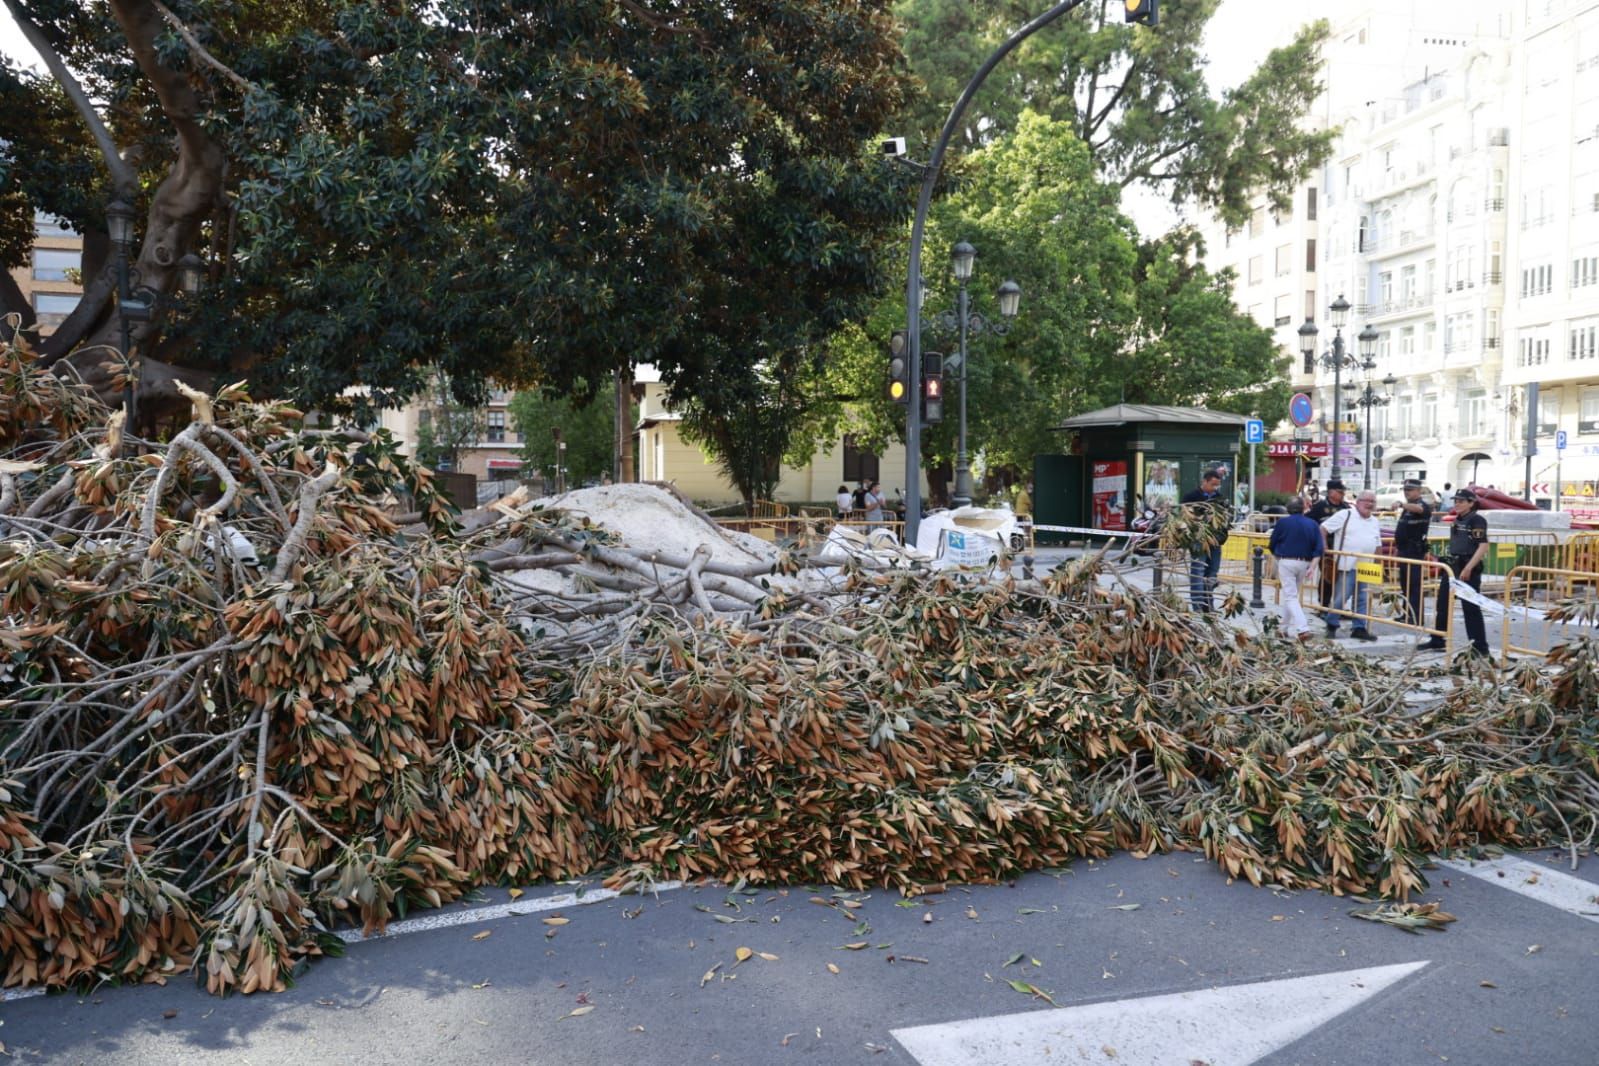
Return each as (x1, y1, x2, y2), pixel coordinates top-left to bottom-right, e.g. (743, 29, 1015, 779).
(923, 241, 1020, 508)
(105, 199, 205, 438)
(1297, 296, 1376, 485)
(902, 0, 1139, 547)
(1344, 371, 1396, 490)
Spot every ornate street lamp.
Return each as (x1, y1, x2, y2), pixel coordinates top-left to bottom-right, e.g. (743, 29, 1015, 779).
(922, 241, 1021, 508)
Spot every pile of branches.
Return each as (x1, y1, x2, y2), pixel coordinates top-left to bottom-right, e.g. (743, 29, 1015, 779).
(3, 337, 1598, 996)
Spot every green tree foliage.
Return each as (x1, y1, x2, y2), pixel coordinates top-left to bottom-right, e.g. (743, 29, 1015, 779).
(408, 374, 486, 473)
(509, 381, 628, 489)
(893, 0, 1334, 223)
(806, 112, 1282, 490)
(0, 0, 912, 421)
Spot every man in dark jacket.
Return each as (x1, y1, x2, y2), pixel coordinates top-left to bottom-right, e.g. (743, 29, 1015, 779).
(1306, 478, 1350, 612)
(1267, 497, 1324, 642)
(1391, 479, 1434, 627)
(1181, 468, 1231, 612)
(1419, 488, 1491, 656)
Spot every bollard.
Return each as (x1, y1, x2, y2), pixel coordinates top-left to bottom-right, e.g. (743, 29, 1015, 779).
(1022, 553, 1034, 581)
(1152, 551, 1163, 591)
(1250, 545, 1266, 609)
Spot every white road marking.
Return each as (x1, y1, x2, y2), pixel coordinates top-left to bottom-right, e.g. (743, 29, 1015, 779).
(1438, 855, 1599, 924)
(891, 960, 1429, 1066)
(0, 880, 683, 1003)
(334, 879, 684, 943)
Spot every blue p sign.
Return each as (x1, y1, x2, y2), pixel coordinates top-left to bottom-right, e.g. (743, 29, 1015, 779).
(1245, 419, 1265, 445)
(1556, 429, 1568, 452)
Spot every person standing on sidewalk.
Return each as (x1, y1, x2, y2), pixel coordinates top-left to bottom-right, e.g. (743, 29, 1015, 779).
(1181, 468, 1231, 613)
(1320, 489, 1382, 641)
(1419, 488, 1491, 656)
(1307, 478, 1350, 616)
(1392, 479, 1434, 627)
(1267, 497, 1324, 642)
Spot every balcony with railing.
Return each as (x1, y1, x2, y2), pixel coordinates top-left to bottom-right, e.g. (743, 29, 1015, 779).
(1361, 294, 1434, 320)
(1364, 227, 1437, 258)
(1484, 197, 1505, 212)
(1482, 271, 1502, 285)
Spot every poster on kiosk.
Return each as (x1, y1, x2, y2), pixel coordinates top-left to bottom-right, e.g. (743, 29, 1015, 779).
(1091, 460, 1128, 530)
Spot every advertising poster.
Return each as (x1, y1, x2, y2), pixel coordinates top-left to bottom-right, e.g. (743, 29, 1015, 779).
(1092, 460, 1128, 530)
(1142, 459, 1180, 509)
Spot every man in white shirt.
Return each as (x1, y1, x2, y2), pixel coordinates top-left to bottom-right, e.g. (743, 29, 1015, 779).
(1321, 489, 1383, 641)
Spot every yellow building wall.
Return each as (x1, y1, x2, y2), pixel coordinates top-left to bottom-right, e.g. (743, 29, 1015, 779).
(640, 419, 920, 506)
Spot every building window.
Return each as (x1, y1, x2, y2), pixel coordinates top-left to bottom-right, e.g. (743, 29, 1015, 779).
(1249, 207, 1266, 237)
(1377, 331, 1392, 362)
(1521, 264, 1554, 297)
(1275, 244, 1292, 277)
(1399, 326, 1415, 356)
(1303, 350, 1315, 375)
(1573, 254, 1599, 289)
(1582, 386, 1599, 434)
(1305, 290, 1317, 322)
(1485, 308, 1500, 348)
(1460, 389, 1488, 438)
(1379, 272, 1393, 306)
(1247, 256, 1263, 284)
(32, 248, 79, 282)
(1518, 334, 1551, 368)
(1421, 393, 1438, 439)
(32, 211, 76, 238)
(1400, 264, 1416, 302)
(1305, 238, 1317, 273)
(1307, 187, 1318, 221)
(486, 410, 506, 443)
(1573, 320, 1599, 362)
(841, 435, 880, 484)
(32, 292, 79, 326)
(1538, 388, 1561, 436)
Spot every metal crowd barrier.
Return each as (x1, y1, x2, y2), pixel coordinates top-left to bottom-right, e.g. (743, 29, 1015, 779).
(1310, 547, 1455, 646)
(1565, 531, 1599, 577)
(1496, 564, 1599, 661)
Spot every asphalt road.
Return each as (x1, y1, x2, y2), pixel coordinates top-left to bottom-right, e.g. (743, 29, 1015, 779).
(4, 848, 1596, 1065)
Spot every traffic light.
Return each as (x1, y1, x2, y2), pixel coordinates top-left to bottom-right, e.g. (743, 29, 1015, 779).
(1123, 0, 1157, 26)
(922, 352, 943, 423)
(887, 329, 910, 404)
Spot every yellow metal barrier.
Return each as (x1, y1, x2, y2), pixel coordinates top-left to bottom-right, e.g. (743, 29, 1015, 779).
(1566, 532, 1599, 576)
(1316, 547, 1455, 645)
(1498, 564, 1599, 660)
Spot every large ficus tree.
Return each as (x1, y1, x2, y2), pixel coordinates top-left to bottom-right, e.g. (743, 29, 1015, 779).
(0, 0, 913, 423)
(894, 0, 1334, 224)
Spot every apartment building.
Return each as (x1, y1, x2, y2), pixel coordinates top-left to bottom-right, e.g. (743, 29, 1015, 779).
(8, 212, 84, 336)
(1201, 2, 1518, 490)
(1501, 0, 1599, 500)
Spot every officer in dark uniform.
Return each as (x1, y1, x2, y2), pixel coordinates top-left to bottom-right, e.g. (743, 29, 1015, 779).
(1306, 478, 1350, 613)
(1419, 488, 1491, 655)
(1391, 479, 1433, 627)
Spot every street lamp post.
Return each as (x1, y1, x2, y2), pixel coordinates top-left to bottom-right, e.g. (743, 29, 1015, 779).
(923, 242, 1020, 508)
(105, 199, 205, 440)
(1345, 369, 1396, 490)
(902, 0, 1104, 548)
(1297, 296, 1375, 485)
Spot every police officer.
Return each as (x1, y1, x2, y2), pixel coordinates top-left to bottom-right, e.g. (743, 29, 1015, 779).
(1391, 479, 1433, 627)
(1419, 488, 1490, 655)
(1306, 478, 1350, 614)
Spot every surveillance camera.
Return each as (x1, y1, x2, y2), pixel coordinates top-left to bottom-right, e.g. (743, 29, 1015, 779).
(881, 136, 908, 157)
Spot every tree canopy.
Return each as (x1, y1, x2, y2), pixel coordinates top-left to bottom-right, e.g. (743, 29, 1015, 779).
(893, 0, 1334, 224)
(510, 381, 629, 489)
(796, 111, 1283, 492)
(0, 0, 914, 421)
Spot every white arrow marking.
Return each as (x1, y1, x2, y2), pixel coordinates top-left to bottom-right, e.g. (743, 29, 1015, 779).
(1439, 856, 1599, 924)
(891, 960, 1429, 1066)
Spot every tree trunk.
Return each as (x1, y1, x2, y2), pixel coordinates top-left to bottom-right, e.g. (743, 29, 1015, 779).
(615, 367, 635, 482)
(43, 0, 228, 421)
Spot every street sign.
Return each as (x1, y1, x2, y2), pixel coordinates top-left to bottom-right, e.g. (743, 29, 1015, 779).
(1244, 419, 1265, 444)
(1556, 429, 1568, 452)
(1289, 393, 1313, 428)
(1266, 442, 1328, 457)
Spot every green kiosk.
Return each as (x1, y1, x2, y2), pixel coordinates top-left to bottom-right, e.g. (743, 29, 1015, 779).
(1034, 404, 1248, 543)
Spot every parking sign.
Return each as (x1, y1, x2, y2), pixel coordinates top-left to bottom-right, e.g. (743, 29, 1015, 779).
(1556, 429, 1568, 452)
(1245, 419, 1265, 445)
